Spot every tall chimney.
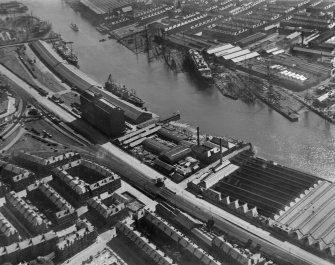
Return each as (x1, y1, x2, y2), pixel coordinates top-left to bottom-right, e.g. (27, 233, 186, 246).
(197, 127, 200, 146)
(219, 138, 223, 165)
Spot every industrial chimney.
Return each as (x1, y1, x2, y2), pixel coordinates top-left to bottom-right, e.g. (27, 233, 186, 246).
(197, 126, 200, 146)
(219, 138, 223, 165)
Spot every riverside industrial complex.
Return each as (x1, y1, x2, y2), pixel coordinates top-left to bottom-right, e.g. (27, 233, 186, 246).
(0, 0, 335, 265)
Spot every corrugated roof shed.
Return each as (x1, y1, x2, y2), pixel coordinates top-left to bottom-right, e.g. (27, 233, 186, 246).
(159, 145, 192, 164)
(272, 49, 285, 55)
(207, 44, 234, 54)
(238, 32, 266, 46)
(142, 138, 171, 155)
(157, 128, 186, 144)
(210, 137, 229, 148)
(232, 52, 259, 63)
(216, 46, 242, 57)
(32, 40, 153, 125)
(154, 159, 174, 173)
(80, 0, 105, 14)
(266, 47, 279, 53)
(223, 49, 250, 60)
(286, 31, 301, 40)
(80, 0, 134, 15)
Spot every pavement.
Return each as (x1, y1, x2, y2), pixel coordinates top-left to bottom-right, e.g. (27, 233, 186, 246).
(0, 96, 16, 119)
(116, 180, 157, 211)
(0, 127, 25, 152)
(100, 144, 333, 265)
(3, 53, 332, 265)
(63, 230, 116, 265)
(24, 44, 71, 94)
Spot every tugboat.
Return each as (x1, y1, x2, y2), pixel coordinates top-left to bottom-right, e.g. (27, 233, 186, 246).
(186, 49, 213, 83)
(70, 23, 79, 32)
(104, 74, 145, 108)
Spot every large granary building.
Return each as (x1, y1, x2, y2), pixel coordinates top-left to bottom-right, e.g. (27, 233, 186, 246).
(80, 89, 126, 137)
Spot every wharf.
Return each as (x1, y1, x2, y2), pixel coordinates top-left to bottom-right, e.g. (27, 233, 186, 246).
(214, 79, 238, 100)
(254, 92, 299, 122)
(162, 48, 185, 73)
(290, 91, 335, 124)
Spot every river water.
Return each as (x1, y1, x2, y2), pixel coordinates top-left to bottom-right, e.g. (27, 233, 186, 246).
(19, 0, 335, 181)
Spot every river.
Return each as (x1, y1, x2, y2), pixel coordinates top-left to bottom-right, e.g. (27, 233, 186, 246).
(19, 0, 335, 181)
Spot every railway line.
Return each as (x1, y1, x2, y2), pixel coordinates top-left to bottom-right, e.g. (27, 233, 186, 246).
(1, 38, 332, 265)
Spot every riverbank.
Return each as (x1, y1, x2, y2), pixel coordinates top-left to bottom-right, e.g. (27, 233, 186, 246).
(18, 0, 335, 181)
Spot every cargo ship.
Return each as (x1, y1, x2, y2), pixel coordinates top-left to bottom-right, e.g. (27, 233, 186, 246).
(104, 74, 145, 108)
(186, 49, 213, 83)
(55, 42, 78, 66)
(70, 23, 79, 32)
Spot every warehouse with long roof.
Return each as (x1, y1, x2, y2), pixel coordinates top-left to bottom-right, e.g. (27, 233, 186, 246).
(31, 40, 153, 125)
(80, 0, 135, 17)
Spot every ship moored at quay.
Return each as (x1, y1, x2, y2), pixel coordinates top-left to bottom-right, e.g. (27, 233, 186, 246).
(104, 74, 145, 108)
(13, 36, 335, 265)
(186, 49, 213, 83)
(52, 40, 79, 66)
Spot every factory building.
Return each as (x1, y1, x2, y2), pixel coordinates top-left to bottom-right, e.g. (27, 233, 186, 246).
(275, 181, 335, 256)
(307, 1, 335, 16)
(159, 145, 192, 164)
(0, 1, 28, 14)
(79, 0, 135, 19)
(80, 89, 126, 137)
(31, 40, 153, 125)
(309, 30, 335, 51)
(142, 138, 171, 155)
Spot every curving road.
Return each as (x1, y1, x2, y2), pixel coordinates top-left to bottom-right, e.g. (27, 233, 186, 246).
(101, 142, 333, 265)
(2, 57, 332, 265)
(0, 64, 76, 123)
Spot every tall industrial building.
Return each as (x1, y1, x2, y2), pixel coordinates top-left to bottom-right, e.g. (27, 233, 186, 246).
(80, 89, 126, 137)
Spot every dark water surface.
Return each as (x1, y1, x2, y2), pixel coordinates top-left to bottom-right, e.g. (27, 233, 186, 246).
(21, 0, 335, 181)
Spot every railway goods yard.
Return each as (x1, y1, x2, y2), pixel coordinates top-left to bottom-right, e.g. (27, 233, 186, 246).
(0, 0, 335, 265)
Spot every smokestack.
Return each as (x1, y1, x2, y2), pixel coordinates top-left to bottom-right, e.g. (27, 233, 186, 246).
(197, 127, 200, 146)
(219, 138, 223, 165)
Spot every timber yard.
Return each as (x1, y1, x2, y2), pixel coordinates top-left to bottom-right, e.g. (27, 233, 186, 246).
(0, 0, 335, 265)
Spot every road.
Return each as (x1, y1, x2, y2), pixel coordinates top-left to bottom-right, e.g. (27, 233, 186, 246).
(0, 127, 26, 152)
(100, 144, 332, 265)
(2, 57, 332, 265)
(64, 230, 116, 265)
(0, 64, 76, 123)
